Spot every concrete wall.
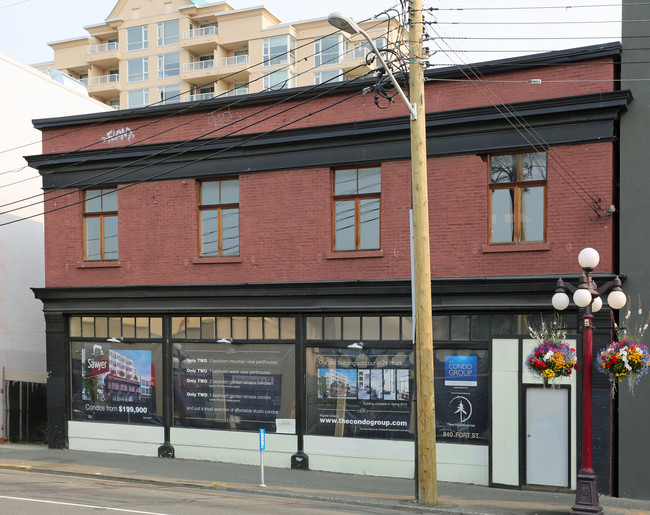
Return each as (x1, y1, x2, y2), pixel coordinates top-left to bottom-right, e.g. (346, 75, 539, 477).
(0, 52, 110, 440)
(618, 0, 650, 501)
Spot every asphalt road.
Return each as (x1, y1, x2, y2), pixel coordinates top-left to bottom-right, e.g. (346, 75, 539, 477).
(0, 469, 412, 514)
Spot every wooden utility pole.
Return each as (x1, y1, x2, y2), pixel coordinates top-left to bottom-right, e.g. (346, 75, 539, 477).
(409, 0, 438, 505)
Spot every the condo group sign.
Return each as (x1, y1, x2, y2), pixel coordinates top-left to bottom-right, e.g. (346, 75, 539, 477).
(306, 348, 413, 440)
(434, 351, 489, 442)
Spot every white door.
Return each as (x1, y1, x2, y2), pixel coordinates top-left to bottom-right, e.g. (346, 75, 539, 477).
(526, 387, 569, 487)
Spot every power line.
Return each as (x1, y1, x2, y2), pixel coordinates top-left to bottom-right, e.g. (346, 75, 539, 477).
(425, 21, 611, 217)
(425, 2, 629, 11)
(0, 68, 372, 222)
(0, 17, 399, 202)
(0, 76, 368, 227)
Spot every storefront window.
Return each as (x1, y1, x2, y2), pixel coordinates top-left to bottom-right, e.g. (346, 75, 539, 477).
(306, 347, 414, 440)
(173, 342, 295, 432)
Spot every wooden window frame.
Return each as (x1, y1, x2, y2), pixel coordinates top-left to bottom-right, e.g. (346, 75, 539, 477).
(83, 188, 118, 262)
(199, 179, 239, 257)
(488, 151, 547, 245)
(332, 167, 381, 252)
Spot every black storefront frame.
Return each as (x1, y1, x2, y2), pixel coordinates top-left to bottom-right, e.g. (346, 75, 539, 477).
(33, 276, 616, 483)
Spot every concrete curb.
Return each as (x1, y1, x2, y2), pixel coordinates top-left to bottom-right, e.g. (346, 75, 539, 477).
(0, 463, 470, 514)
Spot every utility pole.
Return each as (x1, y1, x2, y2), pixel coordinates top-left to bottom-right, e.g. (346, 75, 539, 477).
(409, 0, 437, 506)
(328, 2, 437, 504)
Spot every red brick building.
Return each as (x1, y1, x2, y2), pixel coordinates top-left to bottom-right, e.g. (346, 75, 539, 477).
(30, 42, 628, 492)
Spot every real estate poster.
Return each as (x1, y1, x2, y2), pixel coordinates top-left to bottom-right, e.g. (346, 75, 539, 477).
(70, 342, 161, 425)
(307, 348, 413, 440)
(173, 343, 295, 432)
(434, 349, 489, 443)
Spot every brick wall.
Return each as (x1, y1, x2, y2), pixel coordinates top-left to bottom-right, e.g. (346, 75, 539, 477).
(40, 60, 615, 156)
(43, 142, 614, 287)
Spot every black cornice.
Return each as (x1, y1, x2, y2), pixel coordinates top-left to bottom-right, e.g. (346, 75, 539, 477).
(29, 90, 631, 189)
(32, 274, 621, 314)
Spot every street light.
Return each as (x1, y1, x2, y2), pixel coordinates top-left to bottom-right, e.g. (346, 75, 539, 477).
(329, 2, 438, 506)
(552, 247, 625, 514)
(327, 12, 417, 121)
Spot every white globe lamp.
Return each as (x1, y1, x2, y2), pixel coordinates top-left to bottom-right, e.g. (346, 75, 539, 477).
(591, 296, 603, 313)
(578, 247, 600, 270)
(552, 292, 570, 311)
(573, 287, 593, 308)
(607, 289, 627, 310)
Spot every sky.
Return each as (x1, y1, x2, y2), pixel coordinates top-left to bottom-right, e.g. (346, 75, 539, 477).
(0, 0, 622, 67)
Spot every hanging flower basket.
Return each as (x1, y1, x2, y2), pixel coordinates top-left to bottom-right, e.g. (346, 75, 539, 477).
(595, 338, 650, 395)
(526, 340, 578, 386)
(596, 297, 650, 395)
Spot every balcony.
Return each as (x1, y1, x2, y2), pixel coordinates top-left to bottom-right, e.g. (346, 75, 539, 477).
(183, 87, 249, 102)
(181, 26, 219, 54)
(86, 42, 121, 67)
(181, 55, 249, 86)
(85, 74, 122, 99)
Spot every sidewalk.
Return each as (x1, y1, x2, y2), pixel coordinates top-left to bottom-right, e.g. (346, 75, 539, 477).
(0, 444, 649, 514)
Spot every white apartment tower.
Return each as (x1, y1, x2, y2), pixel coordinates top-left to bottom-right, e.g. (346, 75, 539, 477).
(42, 0, 398, 109)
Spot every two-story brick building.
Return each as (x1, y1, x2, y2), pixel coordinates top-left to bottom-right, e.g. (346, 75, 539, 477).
(29, 42, 628, 493)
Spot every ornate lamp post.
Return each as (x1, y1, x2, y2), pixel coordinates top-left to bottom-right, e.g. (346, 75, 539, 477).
(551, 247, 626, 514)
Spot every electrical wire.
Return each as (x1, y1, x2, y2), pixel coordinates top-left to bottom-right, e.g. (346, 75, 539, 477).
(422, 10, 613, 218)
(0, 75, 369, 227)
(0, 66, 374, 219)
(0, 18, 399, 205)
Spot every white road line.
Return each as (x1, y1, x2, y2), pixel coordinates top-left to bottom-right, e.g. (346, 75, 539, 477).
(0, 495, 170, 514)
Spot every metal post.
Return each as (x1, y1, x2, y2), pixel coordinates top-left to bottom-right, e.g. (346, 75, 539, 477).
(158, 316, 175, 458)
(571, 311, 602, 514)
(409, 0, 438, 506)
(259, 428, 266, 487)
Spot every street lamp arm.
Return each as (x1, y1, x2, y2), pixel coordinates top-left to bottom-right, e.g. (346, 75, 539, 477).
(554, 276, 624, 300)
(328, 12, 417, 120)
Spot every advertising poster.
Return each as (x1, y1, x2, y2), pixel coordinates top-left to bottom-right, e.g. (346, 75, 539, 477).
(306, 348, 413, 440)
(173, 343, 295, 432)
(70, 342, 162, 425)
(434, 349, 489, 443)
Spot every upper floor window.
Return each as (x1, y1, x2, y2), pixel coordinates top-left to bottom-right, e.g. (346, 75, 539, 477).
(199, 179, 239, 257)
(263, 35, 296, 67)
(489, 151, 546, 245)
(127, 25, 148, 51)
(128, 88, 149, 108)
(263, 69, 296, 91)
(315, 69, 346, 85)
(159, 84, 181, 104)
(333, 167, 381, 251)
(83, 188, 118, 261)
(158, 20, 179, 46)
(315, 35, 344, 67)
(352, 38, 387, 59)
(127, 57, 149, 82)
(158, 52, 180, 78)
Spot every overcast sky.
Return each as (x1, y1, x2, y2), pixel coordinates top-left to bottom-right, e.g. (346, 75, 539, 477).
(0, 0, 621, 66)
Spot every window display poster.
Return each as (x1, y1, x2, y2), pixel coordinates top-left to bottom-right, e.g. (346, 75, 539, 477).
(306, 348, 413, 440)
(173, 343, 295, 432)
(70, 342, 162, 425)
(434, 349, 489, 442)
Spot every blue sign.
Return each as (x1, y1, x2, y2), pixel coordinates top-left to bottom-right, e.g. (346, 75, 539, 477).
(259, 428, 266, 450)
(444, 355, 477, 387)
